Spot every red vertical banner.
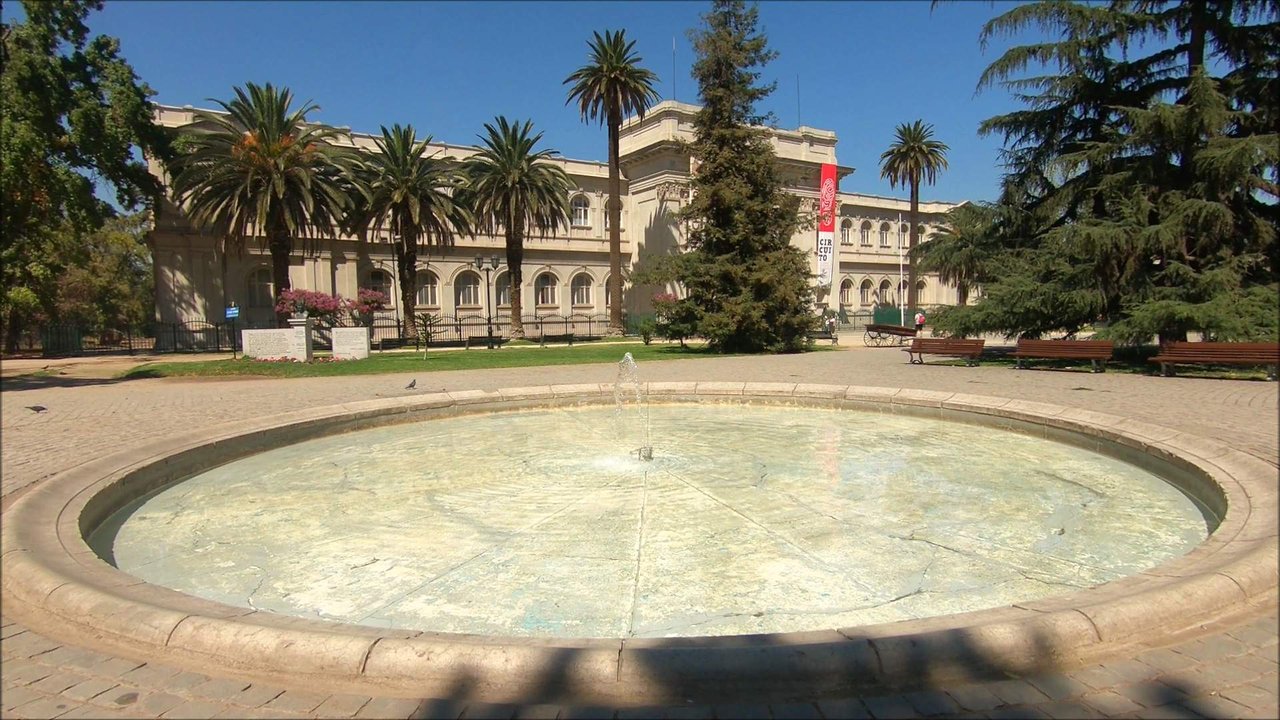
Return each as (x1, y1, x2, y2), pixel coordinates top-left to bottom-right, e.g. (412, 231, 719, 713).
(815, 163, 838, 288)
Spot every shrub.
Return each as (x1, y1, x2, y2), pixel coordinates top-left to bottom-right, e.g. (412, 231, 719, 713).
(275, 289, 342, 325)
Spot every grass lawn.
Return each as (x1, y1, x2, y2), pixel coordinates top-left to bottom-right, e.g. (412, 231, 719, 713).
(122, 342, 833, 379)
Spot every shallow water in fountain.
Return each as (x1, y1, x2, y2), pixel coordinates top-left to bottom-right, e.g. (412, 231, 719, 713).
(91, 404, 1210, 638)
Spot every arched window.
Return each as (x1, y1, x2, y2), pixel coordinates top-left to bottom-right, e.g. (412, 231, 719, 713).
(859, 279, 873, 306)
(494, 271, 511, 307)
(604, 276, 613, 309)
(246, 268, 273, 308)
(571, 195, 590, 227)
(859, 221, 871, 246)
(366, 269, 394, 305)
(839, 279, 853, 306)
(535, 272, 558, 306)
(879, 279, 893, 305)
(455, 271, 481, 308)
(571, 273, 593, 306)
(899, 224, 910, 248)
(879, 222, 891, 247)
(415, 271, 438, 306)
(915, 279, 927, 304)
(917, 224, 928, 243)
(840, 219, 852, 246)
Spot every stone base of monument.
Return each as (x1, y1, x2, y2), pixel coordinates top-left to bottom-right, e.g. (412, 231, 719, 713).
(332, 327, 371, 360)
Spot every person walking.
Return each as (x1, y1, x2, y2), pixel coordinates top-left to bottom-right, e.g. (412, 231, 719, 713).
(914, 310, 926, 334)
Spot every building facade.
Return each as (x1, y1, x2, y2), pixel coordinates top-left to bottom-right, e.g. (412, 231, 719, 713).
(147, 101, 962, 329)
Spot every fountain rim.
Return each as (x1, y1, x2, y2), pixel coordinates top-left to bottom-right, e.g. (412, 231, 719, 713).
(2, 382, 1276, 705)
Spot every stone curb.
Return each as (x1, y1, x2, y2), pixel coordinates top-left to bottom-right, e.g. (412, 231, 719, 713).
(2, 383, 1276, 706)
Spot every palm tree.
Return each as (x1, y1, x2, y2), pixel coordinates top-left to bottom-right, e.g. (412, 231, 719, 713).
(169, 82, 358, 324)
(565, 29, 661, 336)
(910, 202, 995, 306)
(458, 117, 571, 338)
(345, 124, 470, 337)
(879, 120, 949, 311)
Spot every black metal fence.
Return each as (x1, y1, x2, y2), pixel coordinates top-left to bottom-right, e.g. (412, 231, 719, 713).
(27, 312, 616, 357)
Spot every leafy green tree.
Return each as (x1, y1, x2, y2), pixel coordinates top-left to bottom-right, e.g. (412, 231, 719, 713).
(54, 213, 154, 334)
(954, 0, 1278, 343)
(654, 0, 816, 353)
(910, 202, 999, 306)
(879, 120, 950, 311)
(1, 0, 170, 350)
(458, 117, 572, 338)
(168, 82, 359, 325)
(345, 124, 471, 337)
(564, 29, 661, 337)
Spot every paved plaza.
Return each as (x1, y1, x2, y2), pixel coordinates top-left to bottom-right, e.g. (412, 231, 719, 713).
(2, 345, 1277, 719)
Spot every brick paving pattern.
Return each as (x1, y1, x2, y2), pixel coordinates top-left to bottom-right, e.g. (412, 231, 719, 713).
(2, 346, 1276, 718)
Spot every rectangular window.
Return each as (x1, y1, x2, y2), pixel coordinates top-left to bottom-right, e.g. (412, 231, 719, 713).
(457, 282, 479, 306)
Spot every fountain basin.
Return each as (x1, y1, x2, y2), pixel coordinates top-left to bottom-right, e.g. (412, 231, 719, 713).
(2, 383, 1276, 705)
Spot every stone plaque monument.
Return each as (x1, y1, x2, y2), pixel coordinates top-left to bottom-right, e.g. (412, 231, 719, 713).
(332, 327, 371, 360)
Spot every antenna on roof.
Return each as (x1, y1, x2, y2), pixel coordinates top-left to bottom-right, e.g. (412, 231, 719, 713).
(672, 36, 677, 102)
(796, 74, 801, 128)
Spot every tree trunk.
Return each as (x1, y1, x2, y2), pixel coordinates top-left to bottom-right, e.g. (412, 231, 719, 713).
(906, 179, 920, 311)
(607, 108, 624, 336)
(398, 235, 417, 339)
(268, 224, 292, 327)
(4, 307, 22, 353)
(957, 283, 968, 306)
(1186, 0, 1206, 75)
(507, 229, 525, 338)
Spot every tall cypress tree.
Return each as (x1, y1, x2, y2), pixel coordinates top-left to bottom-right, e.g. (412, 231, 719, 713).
(935, 0, 1278, 343)
(662, 0, 817, 352)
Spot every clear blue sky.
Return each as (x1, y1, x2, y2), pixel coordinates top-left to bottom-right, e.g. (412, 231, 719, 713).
(38, 0, 1044, 203)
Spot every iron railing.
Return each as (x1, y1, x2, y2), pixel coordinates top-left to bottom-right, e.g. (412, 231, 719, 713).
(26, 312, 618, 357)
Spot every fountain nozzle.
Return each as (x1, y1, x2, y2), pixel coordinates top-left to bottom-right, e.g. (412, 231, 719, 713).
(636, 446, 654, 461)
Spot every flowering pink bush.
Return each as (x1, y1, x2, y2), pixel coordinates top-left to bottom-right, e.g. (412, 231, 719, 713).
(344, 289, 388, 324)
(343, 286, 386, 315)
(275, 289, 342, 324)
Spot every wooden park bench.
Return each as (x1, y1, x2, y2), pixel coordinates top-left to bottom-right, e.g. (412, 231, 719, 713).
(539, 332, 575, 347)
(1010, 339, 1114, 373)
(808, 328, 838, 345)
(864, 323, 917, 347)
(903, 338, 985, 366)
(464, 335, 506, 350)
(1150, 341, 1279, 380)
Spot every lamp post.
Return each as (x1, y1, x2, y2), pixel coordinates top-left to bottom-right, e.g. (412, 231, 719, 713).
(897, 211, 905, 327)
(474, 254, 500, 349)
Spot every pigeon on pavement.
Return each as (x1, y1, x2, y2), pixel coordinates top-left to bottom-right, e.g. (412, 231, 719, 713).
(26, 405, 47, 413)
(405, 379, 416, 390)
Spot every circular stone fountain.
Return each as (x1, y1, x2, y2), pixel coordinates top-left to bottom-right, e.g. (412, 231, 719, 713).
(91, 404, 1211, 640)
(2, 382, 1276, 706)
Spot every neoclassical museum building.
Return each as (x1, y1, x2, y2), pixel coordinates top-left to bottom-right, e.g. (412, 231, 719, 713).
(147, 101, 963, 330)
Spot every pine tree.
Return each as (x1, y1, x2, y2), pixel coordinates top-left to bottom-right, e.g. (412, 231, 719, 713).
(937, 0, 1278, 343)
(663, 0, 817, 352)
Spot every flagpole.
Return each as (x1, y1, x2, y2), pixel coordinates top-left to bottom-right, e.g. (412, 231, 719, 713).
(897, 211, 905, 326)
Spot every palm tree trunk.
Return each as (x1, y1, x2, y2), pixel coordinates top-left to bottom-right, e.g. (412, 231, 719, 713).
(957, 283, 968, 306)
(268, 222, 293, 327)
(906, 179, 920, 311)
(607, 108, 624, 336)
(397, 235, 417, 338)
(507, 229, 525, 338)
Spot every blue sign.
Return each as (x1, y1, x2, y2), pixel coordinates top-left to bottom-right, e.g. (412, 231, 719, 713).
(225, 306, 240, 319)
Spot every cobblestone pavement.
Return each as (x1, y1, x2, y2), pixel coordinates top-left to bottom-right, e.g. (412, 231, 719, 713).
(2, 346, 1277, 719)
